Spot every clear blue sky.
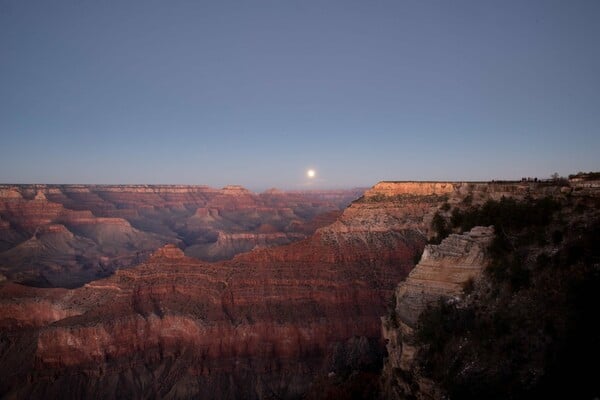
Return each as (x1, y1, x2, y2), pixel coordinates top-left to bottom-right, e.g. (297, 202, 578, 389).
(1, 0, 599, 190)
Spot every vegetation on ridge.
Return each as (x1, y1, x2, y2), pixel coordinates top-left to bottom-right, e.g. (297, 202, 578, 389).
(415, 195, 600, 399)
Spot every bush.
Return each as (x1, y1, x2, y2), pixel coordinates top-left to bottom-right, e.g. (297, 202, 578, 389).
(462, 277, 476, 294)
(451, 197, 561, 234)
(413, 249, 423, 265)
(430, 212, 450, 244)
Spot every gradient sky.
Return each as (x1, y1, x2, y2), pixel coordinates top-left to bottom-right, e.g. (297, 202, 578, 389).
(1, 0, 599, 190)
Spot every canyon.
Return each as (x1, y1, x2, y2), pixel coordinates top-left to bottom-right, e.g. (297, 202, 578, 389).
(0, 185, 363, 287)
(0, 182, 431, 399)
(0, 177, 598, 399)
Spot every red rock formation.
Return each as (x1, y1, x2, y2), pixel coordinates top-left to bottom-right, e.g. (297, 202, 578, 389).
(1, 180, 579, 398)
(0, 190, 65, 234)
(0, 182, 427, 399)
(0, 185, 364, 287)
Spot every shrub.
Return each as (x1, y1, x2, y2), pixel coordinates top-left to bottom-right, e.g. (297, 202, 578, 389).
(413, 198, 600, 399)
(462, 277, 476, 294)
(430, 212, 450, 244)
(413, 250, 423, 265)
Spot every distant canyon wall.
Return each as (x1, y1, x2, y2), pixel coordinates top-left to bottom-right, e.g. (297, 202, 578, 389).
(0, 184, 363, 287)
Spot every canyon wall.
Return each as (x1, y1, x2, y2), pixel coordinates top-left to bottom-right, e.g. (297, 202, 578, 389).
(0, 181, 445, 399)
(0, 185, 363, 287)
(1, 178, 595, 399)
(381, 227, 494, 399)
(378, 176, 600, 399)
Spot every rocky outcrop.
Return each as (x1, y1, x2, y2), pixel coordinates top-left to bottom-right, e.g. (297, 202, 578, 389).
(394, 226, 494, 328)
(365, 180, 570, 205)
(381, 227, 495, 399)
(380, 179, 600, 399)
(365, 182, 456, 198)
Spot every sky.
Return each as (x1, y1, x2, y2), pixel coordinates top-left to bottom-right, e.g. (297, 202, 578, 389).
(1, 0, 599, 190)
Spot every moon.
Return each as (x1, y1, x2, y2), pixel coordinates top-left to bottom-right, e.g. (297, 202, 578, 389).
(307, 169, 316, 178)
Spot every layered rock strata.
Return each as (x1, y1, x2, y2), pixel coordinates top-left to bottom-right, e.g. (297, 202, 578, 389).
(0, 183, 443, 399)
(1, 179, 592, 399)
(381, 227, 495, 399)
(0, 185, 364, 287)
